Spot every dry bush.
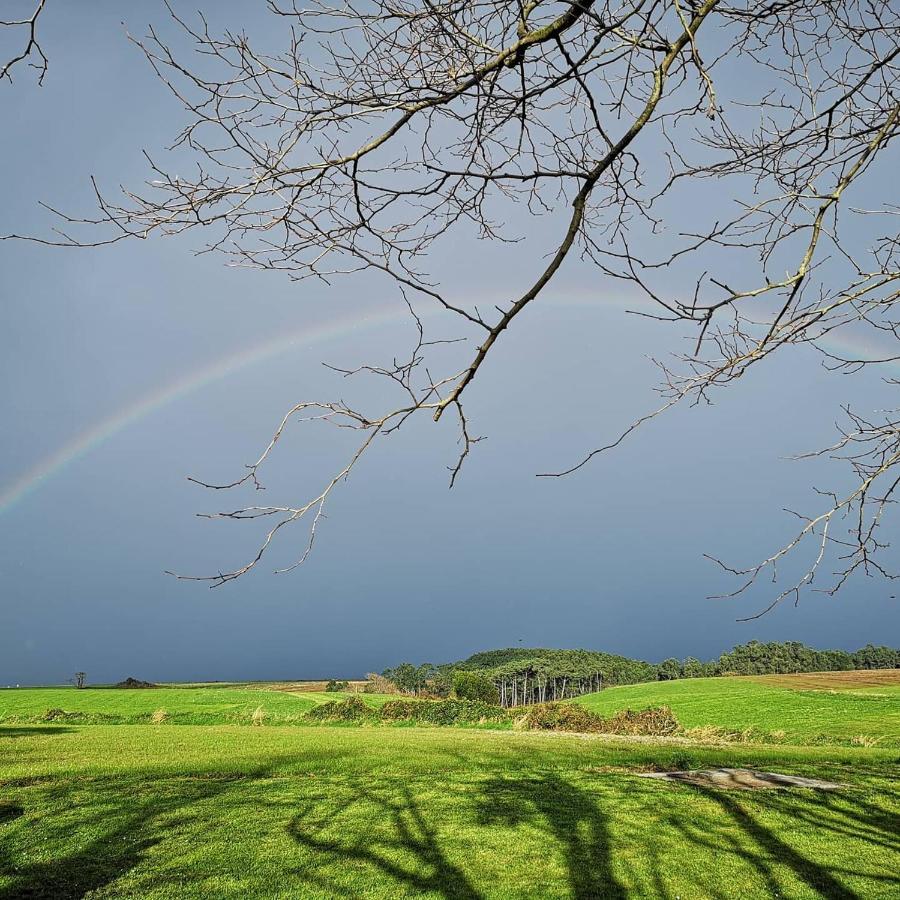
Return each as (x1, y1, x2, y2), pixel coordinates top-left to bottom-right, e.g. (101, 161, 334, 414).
(683, 724, 759, 744)
(150, 708, 167, 725)
(599, 706, 680, 736)
(519, 703, 680, 736)
(364, 674, 400, 695)
(682, 725, 728, 743)
(851, 734, 882, 747)
(516, 703, 605, 733)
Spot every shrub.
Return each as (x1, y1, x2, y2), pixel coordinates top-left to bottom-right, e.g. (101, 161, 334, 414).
(518, 703, 679, 736)
(427, 672, 453, 698)
(41, 709, 115, 724)
(601, 706, 680, 736)
(325, 680, 350, 692)
(517, 703, 606, 733)
(380, 698, 507, 726)
(683, 724, 757, 744)
(305, 696, 374, 723)
(115, 677, 157, 689)
(363, 673, 400, 694)
(452, 671, 499, 704)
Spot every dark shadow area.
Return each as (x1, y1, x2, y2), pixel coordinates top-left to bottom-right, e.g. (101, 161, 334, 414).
(0, 830, 157, 900)
(287, 781, 482, 899)
(1, 742, 896, 899)
(0, 727, 75, 737)
(0, 769, 268, 900)
(0, 806, 22, 826)
(476, 774, 627, 900)
(674, 784, 900, 900)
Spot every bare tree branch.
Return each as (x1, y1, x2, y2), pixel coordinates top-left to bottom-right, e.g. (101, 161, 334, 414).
(1, 0, 48, 85)
(8, 0, 900, 609)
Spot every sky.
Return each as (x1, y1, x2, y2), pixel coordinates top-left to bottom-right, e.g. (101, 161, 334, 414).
(1, 2, 898, 685)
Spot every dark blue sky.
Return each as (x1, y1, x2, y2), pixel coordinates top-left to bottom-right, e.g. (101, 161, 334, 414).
(2, 2, 898, 685)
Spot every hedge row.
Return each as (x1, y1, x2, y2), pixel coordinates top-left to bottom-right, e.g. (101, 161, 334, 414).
(303, 697, 679, 735)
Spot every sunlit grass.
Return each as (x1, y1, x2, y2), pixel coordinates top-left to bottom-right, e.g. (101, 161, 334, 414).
(1, 725, 897, 899)
(574, 676, 900, 746)
(0, 687, 392, 726)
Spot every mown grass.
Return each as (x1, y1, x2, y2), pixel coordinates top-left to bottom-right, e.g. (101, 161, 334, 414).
(0, 687, 391, 726)
(574, 676, 900, 746)
(5, 674, 899, 745)
(0, 725, 897, 899)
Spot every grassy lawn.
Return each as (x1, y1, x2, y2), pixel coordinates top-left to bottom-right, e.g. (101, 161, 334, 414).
(0, 687, 391, 726)
(1, 678, 898, 897)
(1, 725, 898, 899)
(573, 675, 900, 746)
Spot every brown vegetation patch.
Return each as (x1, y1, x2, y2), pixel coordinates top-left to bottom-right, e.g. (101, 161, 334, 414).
(640, 768, 845, 791)
(747, 670, 900, 691)
(519, 703, 679, 736)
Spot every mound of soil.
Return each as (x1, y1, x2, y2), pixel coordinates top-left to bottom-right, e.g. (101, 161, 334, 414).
(639, 768, 844, 791)
(116, 677, 157, 689)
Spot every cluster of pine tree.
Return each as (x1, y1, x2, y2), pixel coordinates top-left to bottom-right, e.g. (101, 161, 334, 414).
(380, 641, 899, 708)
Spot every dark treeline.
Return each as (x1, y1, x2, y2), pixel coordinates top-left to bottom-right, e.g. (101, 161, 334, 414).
(453, 648, 656, 707)
(381, 642, 900, 708)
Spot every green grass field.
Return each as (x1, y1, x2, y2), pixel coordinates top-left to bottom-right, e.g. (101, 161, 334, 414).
(1, 725, 898, 899)
(0, 686, 391, 726)
(574, 674, 900, 746)
(1, 676, 898, 898)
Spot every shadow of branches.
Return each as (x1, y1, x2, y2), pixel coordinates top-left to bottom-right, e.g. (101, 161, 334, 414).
(659, 781, 900, 900)
(475, 774, 626, 900)
(0, 769, 268, 900)
(287, 780, 482, 899)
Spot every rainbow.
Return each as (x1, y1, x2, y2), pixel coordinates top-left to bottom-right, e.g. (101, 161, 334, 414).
(0, 304, 409, 516)
(1, 295, 896, 516)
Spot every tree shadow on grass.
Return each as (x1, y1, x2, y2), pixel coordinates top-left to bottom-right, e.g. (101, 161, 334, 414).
(286, 771, 627, 899)
(475, 774, 627, 900)
(287, 780, 482, 899)
(0, 828, 157, 900)
(0, 806, 22, 826)
(669, 784, 900, 900)
(0, 770, 269, 900)
(0, 727, 75, 737)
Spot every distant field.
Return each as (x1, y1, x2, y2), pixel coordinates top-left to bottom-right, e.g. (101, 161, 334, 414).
(261, 680, 370, 693)
(0, 687, 391, 726)
(748, 669, 900, 691)
(4, 671, 899, 743)
(574, 672, 900, 746)
(1, 725, 897, 899)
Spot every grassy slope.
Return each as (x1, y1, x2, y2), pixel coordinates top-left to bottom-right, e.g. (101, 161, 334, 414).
(573, 675, 900, 745)
(0, 687, 391, 725)
(1, 725, 897, 899)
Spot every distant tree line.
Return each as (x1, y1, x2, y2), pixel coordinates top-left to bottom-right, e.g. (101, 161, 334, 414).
(379, 642, 899, 708)
(382, 648, 658, 708)
(696, 640, 899, 678)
